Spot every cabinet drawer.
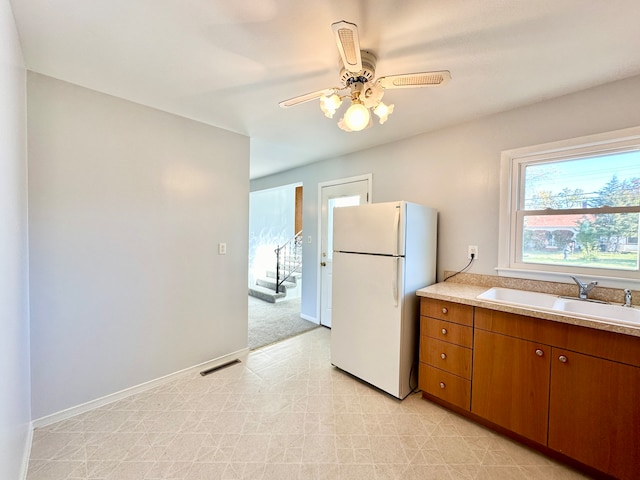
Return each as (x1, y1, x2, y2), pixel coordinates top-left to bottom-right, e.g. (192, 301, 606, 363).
(421, 317, 473, 348)
(419, 363, 471, 410)
(421, 298, 473, 325)
(420, 337, 472, 379)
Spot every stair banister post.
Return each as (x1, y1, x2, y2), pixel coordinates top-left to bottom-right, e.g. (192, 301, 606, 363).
(275, 245, 281, 294)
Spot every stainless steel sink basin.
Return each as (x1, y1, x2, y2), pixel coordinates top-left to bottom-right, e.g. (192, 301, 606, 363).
(477, 287, 640, 327)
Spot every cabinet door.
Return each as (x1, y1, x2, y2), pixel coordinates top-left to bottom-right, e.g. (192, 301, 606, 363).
(549, 349, 640, 480)
(472, 329, 550, 445)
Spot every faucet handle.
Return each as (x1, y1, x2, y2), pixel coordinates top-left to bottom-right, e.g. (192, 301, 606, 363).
(570, 275, 597, 299)
(624, 289, 632, 307)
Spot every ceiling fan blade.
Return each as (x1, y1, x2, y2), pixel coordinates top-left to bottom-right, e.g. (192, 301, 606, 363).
(279, 88, 338, 108)
(331, 21, 362, 73)
(376, 70, 451, 89)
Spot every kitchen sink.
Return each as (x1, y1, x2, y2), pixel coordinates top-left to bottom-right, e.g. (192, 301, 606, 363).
(476, 287, 558, 310)
(477, 287, 640, 327)
(552, 297, 640, 326)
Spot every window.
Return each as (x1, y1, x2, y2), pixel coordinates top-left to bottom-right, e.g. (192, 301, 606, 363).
(498, 127, 640, 286)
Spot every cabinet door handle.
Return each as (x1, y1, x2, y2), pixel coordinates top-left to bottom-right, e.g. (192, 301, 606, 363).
(439, 382, 446, 389)
(558, 355, 568, 363)
(442, 307, 448, 314)
(441, 328, 447, 335)
(440, 353, 447, 360)
(535, 349, 544, 357)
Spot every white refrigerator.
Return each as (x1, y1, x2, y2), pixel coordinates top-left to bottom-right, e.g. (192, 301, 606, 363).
(330, 201, 437, 399)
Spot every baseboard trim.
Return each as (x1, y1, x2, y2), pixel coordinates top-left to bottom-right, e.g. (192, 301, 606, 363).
(20, 422, 33, 480)
(300, 313, 318, 324)
(31, 347, 249, 429)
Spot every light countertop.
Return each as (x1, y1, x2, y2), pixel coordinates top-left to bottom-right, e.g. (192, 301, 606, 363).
(417, 282, 640, 338)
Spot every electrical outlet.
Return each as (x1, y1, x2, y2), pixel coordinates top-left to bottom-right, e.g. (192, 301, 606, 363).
(468, 245, 479, 259)
(218, 242, 227, 255)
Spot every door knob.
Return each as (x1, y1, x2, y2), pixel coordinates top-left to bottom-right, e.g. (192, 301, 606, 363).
(320, 262, 327, 267)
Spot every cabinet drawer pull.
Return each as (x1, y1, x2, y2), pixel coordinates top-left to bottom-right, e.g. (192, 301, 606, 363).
(535, 349, 544, 357)
(558, 355, 568, 363)
(442, 307, 448, 314)
(441, 328, 448, 335)
(440, 353, 447, 360)
(439, 382, 446, 389)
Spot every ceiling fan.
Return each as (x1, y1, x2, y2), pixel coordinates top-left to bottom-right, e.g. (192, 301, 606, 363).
(279, 20, 451, 132)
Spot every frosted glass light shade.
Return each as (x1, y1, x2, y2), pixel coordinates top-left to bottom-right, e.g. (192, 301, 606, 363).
(343, 103, 370, 131)
(320, 94, 343, 118)
(373, 102, 394, 124)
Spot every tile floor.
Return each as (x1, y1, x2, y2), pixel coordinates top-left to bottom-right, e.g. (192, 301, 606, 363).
(27, 328, 592, 479)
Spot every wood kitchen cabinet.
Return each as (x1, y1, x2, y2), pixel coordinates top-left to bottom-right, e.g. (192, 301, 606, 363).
(419, 299, 473, 410)
(471, 329, 550, 445)
(548, 348, 640, 480)
(473, 307, 640, 479)
(419, 300, 640, 479)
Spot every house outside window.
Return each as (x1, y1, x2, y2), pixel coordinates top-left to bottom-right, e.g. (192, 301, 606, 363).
(498, 126, 640, 287)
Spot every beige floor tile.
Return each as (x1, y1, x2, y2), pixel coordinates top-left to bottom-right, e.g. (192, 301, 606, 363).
(26, 328, 595, 480)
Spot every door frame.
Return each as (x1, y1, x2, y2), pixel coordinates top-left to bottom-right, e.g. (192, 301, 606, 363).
(315, 174, 372, 325)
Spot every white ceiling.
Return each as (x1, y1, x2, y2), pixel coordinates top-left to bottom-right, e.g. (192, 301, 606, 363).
(10, 0, 640, 178)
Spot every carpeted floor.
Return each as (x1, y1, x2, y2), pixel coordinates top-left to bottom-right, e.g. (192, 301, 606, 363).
(248, 295, 320, 350)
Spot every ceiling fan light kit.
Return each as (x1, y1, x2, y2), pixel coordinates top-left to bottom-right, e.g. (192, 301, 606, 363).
(320, 94, 343, 118)
(279, 20, 451, 133)
(342, 102, 371, 131)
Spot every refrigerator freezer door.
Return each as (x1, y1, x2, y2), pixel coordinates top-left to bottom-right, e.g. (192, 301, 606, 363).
(333, 202, 404, 256)
(331, 251, 406, 398)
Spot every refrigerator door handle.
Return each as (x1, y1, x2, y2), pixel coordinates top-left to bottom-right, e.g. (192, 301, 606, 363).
(393, 257, 399, 307)
(394, 206, 401, 256)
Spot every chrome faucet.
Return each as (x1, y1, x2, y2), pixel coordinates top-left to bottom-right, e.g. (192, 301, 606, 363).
(570, 275, 598, 300)
(624, 289, 632, 307)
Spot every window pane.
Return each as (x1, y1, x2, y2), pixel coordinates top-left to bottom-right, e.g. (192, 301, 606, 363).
(522, 213, 639, 270)
(523, 151, 640, 210)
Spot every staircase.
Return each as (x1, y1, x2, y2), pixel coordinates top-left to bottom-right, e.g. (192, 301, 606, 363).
(249, 231, 303, 303)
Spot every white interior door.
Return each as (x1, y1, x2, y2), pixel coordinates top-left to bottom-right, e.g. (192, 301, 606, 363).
(319, 178, 369, 327)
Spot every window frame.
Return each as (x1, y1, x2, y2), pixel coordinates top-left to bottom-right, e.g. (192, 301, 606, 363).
(498, 126, 640, 288)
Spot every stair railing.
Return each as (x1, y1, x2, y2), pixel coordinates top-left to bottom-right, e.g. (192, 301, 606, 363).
(274, 230, 303, 293)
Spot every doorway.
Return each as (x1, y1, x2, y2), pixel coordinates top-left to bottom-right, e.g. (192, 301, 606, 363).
(318, 175, 371, 327)
(248, 183, 314, 349)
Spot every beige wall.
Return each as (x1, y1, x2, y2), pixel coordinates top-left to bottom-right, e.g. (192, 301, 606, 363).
(28, 73, 250, 419)
(251, 75, 640, 321)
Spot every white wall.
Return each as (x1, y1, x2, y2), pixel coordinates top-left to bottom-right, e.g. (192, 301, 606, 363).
(249, 184, 297, 287)
(28, 73, 250, 420)
(251, 75, 640, 321)
(0, 0, 31, 478)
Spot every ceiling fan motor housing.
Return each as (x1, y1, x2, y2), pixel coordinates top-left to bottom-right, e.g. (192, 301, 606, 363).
(340, 51, 376, 85)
